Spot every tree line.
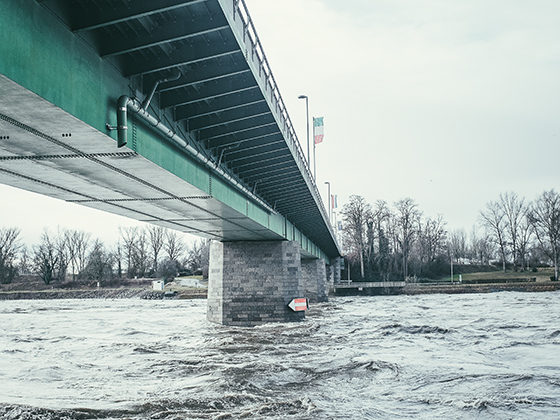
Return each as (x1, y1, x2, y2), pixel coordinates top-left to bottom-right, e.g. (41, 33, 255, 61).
(340, 190, 560, 281)
(0, 225, 210, 285)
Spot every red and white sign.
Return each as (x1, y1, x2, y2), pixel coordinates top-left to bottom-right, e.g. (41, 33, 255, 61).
(288, 298, 308, 312)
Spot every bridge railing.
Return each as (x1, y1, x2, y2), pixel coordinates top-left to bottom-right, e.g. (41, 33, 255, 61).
(231, 0, 338, 245)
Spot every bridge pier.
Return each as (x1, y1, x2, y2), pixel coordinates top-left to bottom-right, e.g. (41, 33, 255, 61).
(302, 259, 328, 303)
(331, 257, 342, 284)
(207, 240, 305, 326)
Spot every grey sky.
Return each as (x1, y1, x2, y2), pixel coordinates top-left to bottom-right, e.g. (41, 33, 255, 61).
(1, 0, 559, 245)
(246, 0, 560, 228)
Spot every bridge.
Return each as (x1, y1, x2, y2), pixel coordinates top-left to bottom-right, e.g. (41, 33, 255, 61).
(0, 0, 341, 325)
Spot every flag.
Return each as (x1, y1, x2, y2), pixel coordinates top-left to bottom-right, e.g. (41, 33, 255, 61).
(331, 194, 338, 209)
(313, 117, 324, 144)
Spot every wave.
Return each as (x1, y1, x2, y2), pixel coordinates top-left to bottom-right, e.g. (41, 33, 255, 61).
(379, 323, 452, 335)
(0, 395, 319, 420)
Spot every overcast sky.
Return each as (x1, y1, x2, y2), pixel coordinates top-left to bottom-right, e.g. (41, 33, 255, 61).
(1, 0, 559, 246)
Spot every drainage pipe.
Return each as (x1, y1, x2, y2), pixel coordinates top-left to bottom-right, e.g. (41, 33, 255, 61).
(116, 95, 275, 214)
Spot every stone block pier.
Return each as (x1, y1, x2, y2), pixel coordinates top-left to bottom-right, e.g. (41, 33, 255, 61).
(207, 240, 341, 326)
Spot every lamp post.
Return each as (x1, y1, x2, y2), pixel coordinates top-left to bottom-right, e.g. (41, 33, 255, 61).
(297, 95, 310, 168)
(324, 181, 331, 223)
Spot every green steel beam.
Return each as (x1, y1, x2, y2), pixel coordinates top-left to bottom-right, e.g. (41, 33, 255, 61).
(126, 47, 240, 76)
(101, 24, 229, 57)
(233, 153, 291, 169)
(202, 122, 277, 141)
(260, 184, 309, 196)
(237, 160, 294, 176)
(208, 131, 280, 148)
(188, 101, 267, 130)
(197, 111, 271, 131)
(182, 99, 265, 121)
(73, 0, 208, 32)
(243, 167, 301, 183)
(175, 89, 264, 121)
(223, 141, 285, 159)
(257, 176, 304, 190)
(160, 69, 251, 93)
(162, 82, 257, 108)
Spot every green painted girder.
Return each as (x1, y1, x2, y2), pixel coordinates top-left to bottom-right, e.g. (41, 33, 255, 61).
(125, 47, 241, 77)
(183, 99, 266, 121)
(238, 160, 294, 176)
(174, 89, 265, 121)
(159, 69, 252, 94)
(162, 77, 258, 108)
(203, 122, 278, 142)
(228, 141, 291, 161)
(223, 141, 285, 160)
(102, 22, 229, 57)
(199, 114, 275, 139)
(233, 154, 291, 169)
(262, 184, 310, 198)
(192, 110, 272, 131)
(257, 176, 305, 191)
(243, 167, 302, 184)
(207, 131, 281, 148)
(71, 0, 209, 32)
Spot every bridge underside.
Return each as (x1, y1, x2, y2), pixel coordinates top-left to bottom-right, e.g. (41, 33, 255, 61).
(0, 0, 342, 326)
(0, 75, 281, 242)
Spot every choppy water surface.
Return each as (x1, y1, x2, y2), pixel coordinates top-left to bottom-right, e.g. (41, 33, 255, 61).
(1, 292, 559, 419)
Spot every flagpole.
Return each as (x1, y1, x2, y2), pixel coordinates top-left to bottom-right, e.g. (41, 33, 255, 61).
(297, 95, 310, 168)
(313, 123, 316, 180)
(324, 181, 331, 223)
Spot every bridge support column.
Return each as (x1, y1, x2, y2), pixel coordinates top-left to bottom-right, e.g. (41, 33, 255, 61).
(331, 257, 342, 284)
(207, 240, 305, 326)
(302, 258, 328, 303)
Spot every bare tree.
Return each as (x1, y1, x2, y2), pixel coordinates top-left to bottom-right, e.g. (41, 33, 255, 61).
(164, 230, 186, 264)
(119, 226, 139, 278)
(480, 200, 508, 272)
(54, 230, 69, 282)
(499, 192, 527, 270)
(371, 200, 392, 278)
(394, 198, 421, 279)
(529, 190, 560, 280)
(0, 227, 21, 284)
(186, 239, 210, 277)
(81, 239, 115, 283)
(64, 229, 91, 281)
(469, 227, 494, 265)
(417, 215, 447, 264)
(148, 226, 165, 274)
(517, 213, 533, 271)
(449, 229, 468, 263)
(33, 231, 59, 285)
(131, 228, 149, 278)
(18, 245, 31, 275)
(341, 195, 371, 279)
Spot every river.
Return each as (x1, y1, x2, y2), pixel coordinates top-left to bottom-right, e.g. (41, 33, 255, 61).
(1, 292, 559, 419)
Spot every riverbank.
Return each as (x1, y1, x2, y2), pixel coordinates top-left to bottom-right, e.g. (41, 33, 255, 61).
(0, 287, 207, 300)
(403, 280, 560, 295)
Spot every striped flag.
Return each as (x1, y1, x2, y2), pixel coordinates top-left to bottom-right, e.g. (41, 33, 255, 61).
(331, 194, 338, 209)
(313, 117, 324, 144)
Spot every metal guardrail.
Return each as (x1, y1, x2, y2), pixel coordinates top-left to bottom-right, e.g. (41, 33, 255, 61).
(231, 0, 339, 248)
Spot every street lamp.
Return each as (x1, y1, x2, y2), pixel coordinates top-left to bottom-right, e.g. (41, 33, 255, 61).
(297, 95, 310, 168)
(324, 181, 331, 223)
